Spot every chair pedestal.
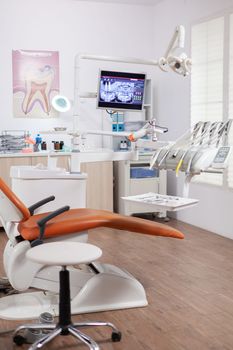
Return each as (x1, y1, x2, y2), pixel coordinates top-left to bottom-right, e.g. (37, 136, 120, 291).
(13, 242, 121, 350)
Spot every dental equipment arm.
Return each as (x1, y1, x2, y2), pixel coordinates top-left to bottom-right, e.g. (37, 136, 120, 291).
(69, 118, 168, 172)
(164, 25, 185, 59)
(127, 119, 168, 142)
(69, 118, 168, 149)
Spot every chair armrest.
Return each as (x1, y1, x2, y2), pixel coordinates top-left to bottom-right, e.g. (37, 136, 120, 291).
(28, 196, 55, 215)
(31, 205, 70, 247)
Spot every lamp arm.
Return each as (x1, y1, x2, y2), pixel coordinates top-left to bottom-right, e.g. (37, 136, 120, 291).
(164, 25, 185, 58)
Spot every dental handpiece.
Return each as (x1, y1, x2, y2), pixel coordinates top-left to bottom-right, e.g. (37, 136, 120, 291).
(150, 148, 164, 169)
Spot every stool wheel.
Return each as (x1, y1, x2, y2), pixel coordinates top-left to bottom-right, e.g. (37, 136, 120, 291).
(111, 331, 122, 342)
(13, 334, 26, 346)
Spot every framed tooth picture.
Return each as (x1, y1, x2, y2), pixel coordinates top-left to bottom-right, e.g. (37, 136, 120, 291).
(12, 50, 60, 118)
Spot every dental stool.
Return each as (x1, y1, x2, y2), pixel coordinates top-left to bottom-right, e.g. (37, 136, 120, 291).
(13, 241, 122, 350)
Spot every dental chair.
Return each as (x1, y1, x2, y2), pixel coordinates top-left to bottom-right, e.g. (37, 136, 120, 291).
(0, 177, 184, 320)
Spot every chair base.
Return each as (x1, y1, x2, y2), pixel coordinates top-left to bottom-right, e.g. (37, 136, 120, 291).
(13, 321, 121, 350)
(0, 262, 148, 320)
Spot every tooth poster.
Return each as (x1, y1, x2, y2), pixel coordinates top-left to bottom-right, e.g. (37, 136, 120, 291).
(12, 50, 60, 118)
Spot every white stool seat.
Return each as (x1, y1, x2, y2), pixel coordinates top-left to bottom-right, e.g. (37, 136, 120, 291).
(26, 241, 102, 266)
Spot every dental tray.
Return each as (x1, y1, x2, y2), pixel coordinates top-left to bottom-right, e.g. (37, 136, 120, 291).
(122, 192, 199, 211)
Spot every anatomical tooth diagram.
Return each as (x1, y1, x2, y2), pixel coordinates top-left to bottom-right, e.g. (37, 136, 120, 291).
(22, 65, 54, 115)
(12, 50, 59, 118)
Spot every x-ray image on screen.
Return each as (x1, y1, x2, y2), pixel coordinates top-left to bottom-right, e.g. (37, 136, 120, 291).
(97, 70, 146, 111)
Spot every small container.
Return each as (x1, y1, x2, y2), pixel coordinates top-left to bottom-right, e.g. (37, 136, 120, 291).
(120, 140, 128, 150)
(41, 141, 47, 151)
(119, 141, 124, 150)
(59, 141, 64, 150)
(54, 142, 60, 151)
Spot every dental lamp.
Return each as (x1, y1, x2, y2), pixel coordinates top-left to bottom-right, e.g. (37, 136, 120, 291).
(76, 24, 191, 77)
(158, 25, 191, 77)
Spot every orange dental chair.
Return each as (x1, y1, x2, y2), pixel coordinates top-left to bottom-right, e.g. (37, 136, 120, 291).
(0, 177, 183, 320)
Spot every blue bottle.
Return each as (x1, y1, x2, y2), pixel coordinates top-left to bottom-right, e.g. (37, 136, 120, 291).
(34, 134, 42, 152)
(35, 134, 42, 144)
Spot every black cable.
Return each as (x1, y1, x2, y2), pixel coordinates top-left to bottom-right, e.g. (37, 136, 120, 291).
(106, 110, 117, 118)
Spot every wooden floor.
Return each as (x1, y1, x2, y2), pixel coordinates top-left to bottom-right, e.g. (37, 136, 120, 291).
(1, 219, 233, 349)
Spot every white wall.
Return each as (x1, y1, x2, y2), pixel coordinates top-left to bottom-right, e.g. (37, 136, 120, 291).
(152, 0, 233, 239)
(0, 0, 154, 143)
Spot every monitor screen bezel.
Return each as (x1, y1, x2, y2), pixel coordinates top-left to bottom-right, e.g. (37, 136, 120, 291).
(96, 70, 146, 112)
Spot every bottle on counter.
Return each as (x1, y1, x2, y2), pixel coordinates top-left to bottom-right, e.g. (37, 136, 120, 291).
(34, 134, 42, 152)
(41, 141, 47, 151)
(54, 141, 60, 151)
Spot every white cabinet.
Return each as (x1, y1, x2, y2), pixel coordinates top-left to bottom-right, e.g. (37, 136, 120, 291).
(114, 154, 167, 216)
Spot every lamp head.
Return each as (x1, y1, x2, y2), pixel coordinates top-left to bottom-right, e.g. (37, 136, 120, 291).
(52, 95, 71, 113)
(158, 25, 191, 77)
(167, 53, 192, 77)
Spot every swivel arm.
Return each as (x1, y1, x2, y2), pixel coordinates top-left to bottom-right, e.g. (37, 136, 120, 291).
(31, 206, 70, 247)
(28, 196, 56, 215)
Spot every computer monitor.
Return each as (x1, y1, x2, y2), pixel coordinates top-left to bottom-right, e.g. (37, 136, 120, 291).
(97, 70, 146, 111)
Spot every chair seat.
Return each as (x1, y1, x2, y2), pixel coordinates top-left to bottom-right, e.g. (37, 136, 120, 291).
(26, 242, 102, 266)
(18, 208, 184, 241)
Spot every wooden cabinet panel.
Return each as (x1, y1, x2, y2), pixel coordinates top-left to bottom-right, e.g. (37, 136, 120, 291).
(0, 157, 31, 186)
(81, 162, 113, 211)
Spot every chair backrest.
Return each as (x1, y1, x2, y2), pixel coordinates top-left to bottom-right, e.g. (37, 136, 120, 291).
(0, 178, 30, 227)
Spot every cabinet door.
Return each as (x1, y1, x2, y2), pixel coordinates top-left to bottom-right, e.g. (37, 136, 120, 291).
(81, 162, 113, 211)
(0, 157, 31, 186)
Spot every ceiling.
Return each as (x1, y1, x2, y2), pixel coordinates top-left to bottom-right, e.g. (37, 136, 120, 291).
(74, 0, 163, 6)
